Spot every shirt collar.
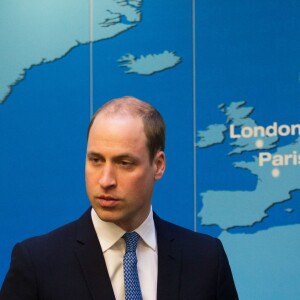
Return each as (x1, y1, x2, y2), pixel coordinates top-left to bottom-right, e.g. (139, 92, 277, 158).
(91, 208, 157, 252)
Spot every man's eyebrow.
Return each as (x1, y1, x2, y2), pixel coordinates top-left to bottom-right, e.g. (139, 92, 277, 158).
(113, 154, 139, 161)
(87, 152, 138, 160)
(87, 151, 103, 158)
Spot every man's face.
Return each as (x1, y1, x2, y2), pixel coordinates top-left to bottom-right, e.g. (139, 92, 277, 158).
(85, 113, 165, 231)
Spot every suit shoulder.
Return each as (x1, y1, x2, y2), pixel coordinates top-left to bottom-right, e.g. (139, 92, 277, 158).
(18, 209, 91, 251)
(155, 216, 219, 245)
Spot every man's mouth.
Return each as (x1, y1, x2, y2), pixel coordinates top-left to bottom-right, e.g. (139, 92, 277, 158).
(96, 195, 119, 208)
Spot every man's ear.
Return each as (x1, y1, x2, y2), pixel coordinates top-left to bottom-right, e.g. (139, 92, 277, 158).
(153, 151, 166, 180)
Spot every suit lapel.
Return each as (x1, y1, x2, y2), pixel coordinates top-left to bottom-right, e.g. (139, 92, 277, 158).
(74, 209, 116, 300)
(154, 214, 181, 300)
(73, 210, 182, 300)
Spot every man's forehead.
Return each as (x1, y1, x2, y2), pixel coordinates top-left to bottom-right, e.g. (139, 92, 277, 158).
(97, 108, 140, 119)
(91, 111, 144, 130)
(89, 112, 145, 139)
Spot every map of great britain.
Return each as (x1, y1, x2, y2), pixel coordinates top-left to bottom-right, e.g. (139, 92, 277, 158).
(0, 0, 180, 104)
(197, 101, 299, 229)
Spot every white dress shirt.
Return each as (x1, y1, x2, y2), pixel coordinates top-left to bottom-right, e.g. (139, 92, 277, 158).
(91, 208, 158, 300)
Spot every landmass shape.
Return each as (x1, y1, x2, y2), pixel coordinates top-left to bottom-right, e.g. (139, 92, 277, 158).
(118, 51, 181, 75)
(196, 101, 278, 154)
(221, 224, 300, 299)
(196, 124, 227, 148)
(0, 0, 144, 104)
(198, 101, 300, 229)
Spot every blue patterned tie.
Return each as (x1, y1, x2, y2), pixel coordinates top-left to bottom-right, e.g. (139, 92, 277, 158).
(123, 232, 143, 300)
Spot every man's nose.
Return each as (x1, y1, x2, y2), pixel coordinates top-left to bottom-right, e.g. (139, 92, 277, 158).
(99, 164, 116, 189)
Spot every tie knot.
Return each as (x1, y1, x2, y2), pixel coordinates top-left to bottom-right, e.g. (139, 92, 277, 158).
(123, 232, 140, 253)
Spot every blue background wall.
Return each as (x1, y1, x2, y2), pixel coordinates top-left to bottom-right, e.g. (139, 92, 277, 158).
(1, 1, 300, 298)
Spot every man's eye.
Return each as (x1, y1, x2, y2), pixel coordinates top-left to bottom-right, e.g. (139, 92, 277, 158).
(88, 157, 102, 165)
(119, 160, 134, 168)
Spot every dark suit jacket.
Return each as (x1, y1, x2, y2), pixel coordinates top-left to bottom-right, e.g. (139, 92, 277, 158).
(0, 208, 238, 300)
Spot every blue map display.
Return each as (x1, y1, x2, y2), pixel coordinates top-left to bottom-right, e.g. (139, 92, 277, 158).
(1, 1, 300, 298)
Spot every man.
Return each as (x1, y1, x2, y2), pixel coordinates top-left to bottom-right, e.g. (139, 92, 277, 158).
(0, 96, 238, 299)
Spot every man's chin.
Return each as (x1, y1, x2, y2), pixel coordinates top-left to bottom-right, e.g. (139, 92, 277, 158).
(94, 208, 121, 223)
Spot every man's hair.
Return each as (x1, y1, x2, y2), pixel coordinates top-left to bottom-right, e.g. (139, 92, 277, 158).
(87, 96, 165, 162)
